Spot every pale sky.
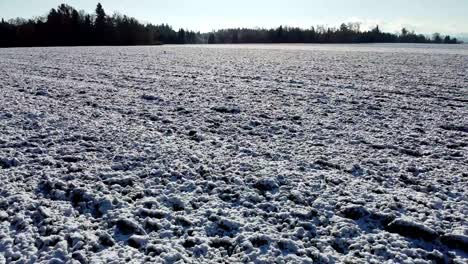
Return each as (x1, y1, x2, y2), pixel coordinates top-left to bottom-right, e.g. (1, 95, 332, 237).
(1, 0, 467, 36)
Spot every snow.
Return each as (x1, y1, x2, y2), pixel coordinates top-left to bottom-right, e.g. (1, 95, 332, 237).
(0, 44, 467, 263)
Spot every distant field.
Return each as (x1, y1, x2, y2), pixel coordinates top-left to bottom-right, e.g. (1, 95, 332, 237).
(0, 44, 467, 263)
(186, 43, 468, 54)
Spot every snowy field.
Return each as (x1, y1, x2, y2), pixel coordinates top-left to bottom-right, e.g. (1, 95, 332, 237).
(0, 44, 467, 263)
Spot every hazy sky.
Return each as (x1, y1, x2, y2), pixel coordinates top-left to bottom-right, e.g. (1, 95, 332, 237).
(1, 0, 467, 35)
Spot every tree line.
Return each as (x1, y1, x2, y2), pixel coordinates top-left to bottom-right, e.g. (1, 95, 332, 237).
(0, 3, 200, 47)
(205, 24, 459, 44)
(0, 3, 461, 47)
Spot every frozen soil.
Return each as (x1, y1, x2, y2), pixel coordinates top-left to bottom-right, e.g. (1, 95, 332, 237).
(0, 45, 467, 263)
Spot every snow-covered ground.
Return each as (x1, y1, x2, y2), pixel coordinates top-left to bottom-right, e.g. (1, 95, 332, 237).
(0, 44, 467, 263)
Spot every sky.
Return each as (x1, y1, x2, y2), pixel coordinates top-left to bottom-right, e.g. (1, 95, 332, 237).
(1, 0, 467, 37)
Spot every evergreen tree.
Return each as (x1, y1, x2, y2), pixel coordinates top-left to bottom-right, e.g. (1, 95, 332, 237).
(95, 3, 107, 44)
(177, 28, 186, 44)
(208, 33, 215, 44)
(232, 30, 239, 43)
